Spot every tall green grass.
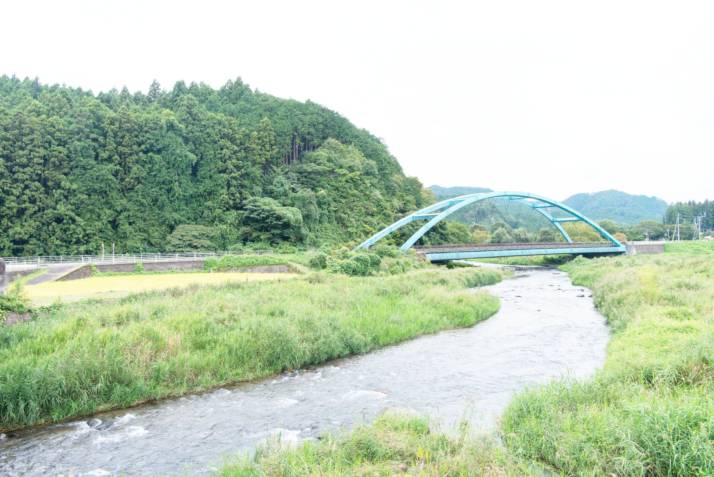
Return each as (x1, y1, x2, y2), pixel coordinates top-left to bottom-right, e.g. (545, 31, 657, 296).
(502, 252, 714, 476)
(219, 412, 530, 477)
(664, 240, 714, 254)
(204, 254, 304, 271)
(0, 268, 501, 431)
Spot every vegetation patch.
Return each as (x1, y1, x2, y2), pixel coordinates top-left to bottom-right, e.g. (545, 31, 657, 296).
(501, 245, 714, 476)
(219, 412, 532, 477)
(204, 254, 303, 271)
(0, 282, 31, 324)
(0, 268, 501, 432)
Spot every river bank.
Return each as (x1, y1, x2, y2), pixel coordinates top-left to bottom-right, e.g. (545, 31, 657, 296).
(503, 245, 714, 475)
(0, 267, 501, 433)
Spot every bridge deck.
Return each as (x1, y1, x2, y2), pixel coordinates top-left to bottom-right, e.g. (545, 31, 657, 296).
(415, 242, 626, 262)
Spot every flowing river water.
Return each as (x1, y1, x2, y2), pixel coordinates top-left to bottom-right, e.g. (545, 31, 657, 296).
(0, 268, 610, 476)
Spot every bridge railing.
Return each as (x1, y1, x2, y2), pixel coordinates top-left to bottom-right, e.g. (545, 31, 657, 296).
(2, 250, 273, 269)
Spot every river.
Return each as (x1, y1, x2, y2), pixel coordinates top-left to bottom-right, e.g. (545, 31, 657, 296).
(0, 268, 609, 476)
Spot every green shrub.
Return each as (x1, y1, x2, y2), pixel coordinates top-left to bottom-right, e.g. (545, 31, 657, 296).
(133, 262, 145, 273)
(0, 283, 30, 321)
(329, 251, 382, 276)
(307, 252, 328, 270)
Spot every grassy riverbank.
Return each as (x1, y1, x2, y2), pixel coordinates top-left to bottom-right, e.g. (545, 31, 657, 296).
(224, 242, 714, 476)
(0, 267, 500, 432)
(220, 413, 530, 477)
(503, 242, 714, 475)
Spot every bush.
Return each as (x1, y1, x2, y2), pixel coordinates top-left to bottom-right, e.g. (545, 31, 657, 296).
(133, 262, 145, 273)
(166, 224, 219, 251)
(307, 252, 328, 270)
(0, 283, 30, 321)
(491, 227, 513, 243)
(330, 251, 382, 276)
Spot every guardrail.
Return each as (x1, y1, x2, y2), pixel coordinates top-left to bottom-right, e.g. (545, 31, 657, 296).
(2, 250, 272, 268)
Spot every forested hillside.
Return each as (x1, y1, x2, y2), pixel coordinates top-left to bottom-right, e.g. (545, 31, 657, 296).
(429, 185, 551, 232)
(665, 200, 714, 231)
(563, 190, 667, 224)
(0, 77, 427, 255)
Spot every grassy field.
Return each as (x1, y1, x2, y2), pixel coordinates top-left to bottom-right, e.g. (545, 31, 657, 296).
(24, 272, 297, 306)
(0, 267, 501, 432)
(225, 241, 714, 476)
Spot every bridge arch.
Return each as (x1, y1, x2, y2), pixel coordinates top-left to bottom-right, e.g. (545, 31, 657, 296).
(357, 191, 624, 251)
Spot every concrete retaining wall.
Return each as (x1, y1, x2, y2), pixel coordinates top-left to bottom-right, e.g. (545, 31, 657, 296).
(626, 241, 665, 255)
(0, 268, 36, 293)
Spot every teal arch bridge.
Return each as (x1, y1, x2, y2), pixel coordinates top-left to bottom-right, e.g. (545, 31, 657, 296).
(356, 191, 626, 262)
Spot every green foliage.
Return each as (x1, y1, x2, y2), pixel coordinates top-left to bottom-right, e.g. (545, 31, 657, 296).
(307, 251, 328, 270)
(562, 222, 604, 242)
(204, 254, 294, 271)
(133, 262, 144, 273)
(166, 225, 219, 251)
(240, 197, 304, 244)
(311, 245, 427, 277)
(666, 199, 714, 234)
(511, 227, 531, 243)
(490, 227, 513, 243)
(0, 268, 500, 431)
(328, 250, 382, 276)
(0, 77, 425, 255)
(502, 249, 714, 476)
(0, 283, 30, 321)
(219, 412, 530, 476)
(536, 227, 557, 242)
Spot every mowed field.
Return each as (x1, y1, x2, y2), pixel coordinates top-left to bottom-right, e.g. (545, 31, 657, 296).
(25, 272, 299, 306)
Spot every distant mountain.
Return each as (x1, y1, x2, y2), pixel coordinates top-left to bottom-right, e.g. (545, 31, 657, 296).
(563, 190, 668, 224)
(429, 186, 668, 227)
(429, 185, 492, 199)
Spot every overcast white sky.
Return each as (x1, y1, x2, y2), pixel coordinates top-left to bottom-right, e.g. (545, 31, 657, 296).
(3, 0, 713, 202)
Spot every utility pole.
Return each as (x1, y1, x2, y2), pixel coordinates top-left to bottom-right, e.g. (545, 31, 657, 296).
(675, 213, 681, 241)
(694, 212, 706, 240)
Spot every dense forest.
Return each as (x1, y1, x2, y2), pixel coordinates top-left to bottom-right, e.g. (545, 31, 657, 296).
(0, 76, 428, 255)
